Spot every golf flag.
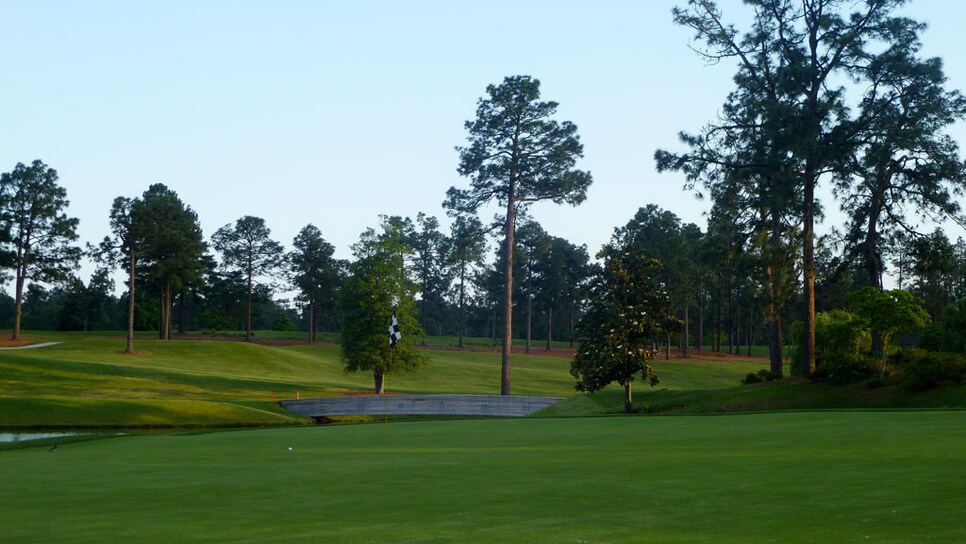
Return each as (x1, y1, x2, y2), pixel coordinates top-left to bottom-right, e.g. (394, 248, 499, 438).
(388, 307, 401, 347)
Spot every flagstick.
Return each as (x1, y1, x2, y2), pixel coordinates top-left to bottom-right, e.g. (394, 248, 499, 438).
(385, 347, 393, 426)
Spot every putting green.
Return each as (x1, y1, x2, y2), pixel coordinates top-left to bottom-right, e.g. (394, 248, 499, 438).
(2, 411, 964, 543)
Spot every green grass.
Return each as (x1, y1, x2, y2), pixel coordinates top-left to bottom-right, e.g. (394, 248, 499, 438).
(0, 331, 583, 427)
(4, 331, 966, 541)
(0, 331, 770, 427)
(2, 412, 965, 543)
(5, 330, 965, 428)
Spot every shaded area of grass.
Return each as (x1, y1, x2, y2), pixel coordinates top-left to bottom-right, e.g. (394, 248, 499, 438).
(2, 412, 965, 543)
(0, 397, 302, 429)
(544, 378, 966, 416)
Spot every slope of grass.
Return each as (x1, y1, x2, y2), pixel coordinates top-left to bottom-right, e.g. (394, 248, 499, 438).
(2, 412, 965, 543)
(2, 329, 770, 427)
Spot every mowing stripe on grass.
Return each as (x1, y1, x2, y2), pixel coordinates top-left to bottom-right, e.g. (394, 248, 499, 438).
(1, 411, 964, 543)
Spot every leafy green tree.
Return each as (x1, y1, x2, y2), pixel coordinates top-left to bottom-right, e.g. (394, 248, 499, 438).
(850, 287, 930, 372)
(570, 240, 670, 413)
(446, 75, 592, 394)
(341, 218, 429, 394)
(212, 216, 284, 341)
(445, 214, 487, 349)
(815, 309, 870, 359)
(0, 160, 80, 339)
(288, 224, 340, 343)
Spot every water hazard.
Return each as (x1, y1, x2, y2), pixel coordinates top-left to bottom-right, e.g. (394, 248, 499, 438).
(0, 432, 78, 444)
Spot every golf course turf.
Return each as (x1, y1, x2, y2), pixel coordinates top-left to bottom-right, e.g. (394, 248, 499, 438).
(3, 332, 966, 542)
(2, 412, 965, 543)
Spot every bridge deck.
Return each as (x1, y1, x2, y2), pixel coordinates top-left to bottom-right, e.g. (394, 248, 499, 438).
(280, 394, 564, 418)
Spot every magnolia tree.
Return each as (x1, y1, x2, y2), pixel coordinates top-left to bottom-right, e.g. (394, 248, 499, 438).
(570, 240, 676, 413)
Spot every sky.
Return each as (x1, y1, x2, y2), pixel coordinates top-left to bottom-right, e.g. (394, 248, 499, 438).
(2, 0, 965, 292)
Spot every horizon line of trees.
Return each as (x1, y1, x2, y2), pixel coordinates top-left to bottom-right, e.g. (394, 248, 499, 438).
(1, 161, 964, 356)
(6, 0, 966, 396)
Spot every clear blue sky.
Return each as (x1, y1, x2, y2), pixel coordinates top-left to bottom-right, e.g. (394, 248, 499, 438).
(2, 0, 964, 290)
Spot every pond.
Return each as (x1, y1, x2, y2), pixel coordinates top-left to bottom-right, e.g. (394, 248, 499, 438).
(0, 432, 80, 444)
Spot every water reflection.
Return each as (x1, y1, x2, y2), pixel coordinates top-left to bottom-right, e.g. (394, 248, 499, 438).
(0, 432, 77, 443)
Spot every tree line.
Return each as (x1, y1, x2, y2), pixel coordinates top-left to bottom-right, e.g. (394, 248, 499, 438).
(3, 1, 966, 398)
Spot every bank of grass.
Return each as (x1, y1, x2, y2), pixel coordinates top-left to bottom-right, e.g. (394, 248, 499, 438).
(543, 379, 966, 416)
(3, 412, 965, 543)
(2, 331, 773, 427)
(8, 330, 964, 428)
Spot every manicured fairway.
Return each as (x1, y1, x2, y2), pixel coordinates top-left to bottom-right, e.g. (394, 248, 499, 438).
(2, 411, 964, 543)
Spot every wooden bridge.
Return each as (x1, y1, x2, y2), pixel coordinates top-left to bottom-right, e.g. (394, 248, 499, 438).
(280, 394, 564, 419)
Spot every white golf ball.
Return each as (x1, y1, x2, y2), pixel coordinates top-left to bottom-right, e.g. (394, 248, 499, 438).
(288, 447, 293, 451)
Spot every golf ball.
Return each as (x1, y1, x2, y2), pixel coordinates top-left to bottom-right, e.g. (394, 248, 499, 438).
(288, 447, 293, 451)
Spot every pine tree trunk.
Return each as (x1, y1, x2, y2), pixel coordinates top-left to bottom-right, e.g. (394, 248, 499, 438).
(802, 174, 817, 376)
(12, 261, 26, 341)
(308, 300, 315, 343)
(683, 305, 690, 358)
(767, 214, 784, 377)
(525, 277, 532, 354)
(747, 304, 753, 357)
(126, 253, 135, 354)
(697, 296, 703, 355)
(458, 271, 465, 349)
(501, 188, 516, 396)
(164, 284, 173, 340)
(545, 307, 552, 351)
(158, 291, 165, 340)
(715, 292, 721, 352)
(246, 270, 253, 342)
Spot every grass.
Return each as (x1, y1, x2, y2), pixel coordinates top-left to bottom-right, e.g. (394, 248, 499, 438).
(0, 331, 587, 427)
(2, 412, 965, 543)
(1, 330, 774, 427)
(6, 330, 965, 426)
(4, 330, 966, 541)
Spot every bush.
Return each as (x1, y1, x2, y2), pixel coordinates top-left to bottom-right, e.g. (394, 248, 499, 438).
(891, 350, 966, 391)
(273, 313, 297, 332)
(199, 309, 237, 332)
(741, 369, 780, 385)
(810, 354, 877, 385)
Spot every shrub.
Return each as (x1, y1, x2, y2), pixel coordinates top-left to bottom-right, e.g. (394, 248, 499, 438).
(741, 369, 780, 385)
(273, 313, 297, 332)
(892, 350, 966, 391)
(810, 354, 877, 385)
(788, 310, 871, 375)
